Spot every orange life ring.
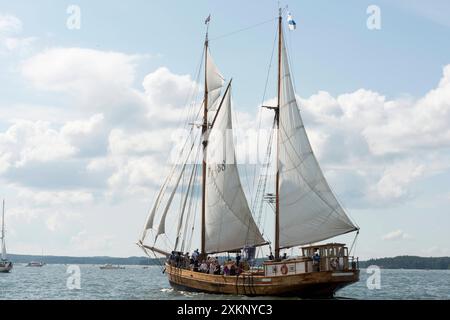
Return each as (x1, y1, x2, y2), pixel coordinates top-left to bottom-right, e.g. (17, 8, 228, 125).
(281, 264, 288, 275)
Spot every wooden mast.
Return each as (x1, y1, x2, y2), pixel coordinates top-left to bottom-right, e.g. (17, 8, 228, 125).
(274, 8, 282, 260)
(201, 19, 210, 256)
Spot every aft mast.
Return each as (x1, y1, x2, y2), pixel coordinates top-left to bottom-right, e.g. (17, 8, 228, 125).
(201, 16, 210, 256)
(274, 8, 282, 260)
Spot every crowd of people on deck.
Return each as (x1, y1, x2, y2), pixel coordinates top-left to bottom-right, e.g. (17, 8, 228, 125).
(167, 249, 249, 276)
(167, 247, 345, 274)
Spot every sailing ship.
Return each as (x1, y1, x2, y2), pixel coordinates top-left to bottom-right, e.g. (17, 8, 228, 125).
(26, 249, 46, 267)
(0, 200, 13, 273)
(138, 8, 360, 297)
(26, 261, 45, 267)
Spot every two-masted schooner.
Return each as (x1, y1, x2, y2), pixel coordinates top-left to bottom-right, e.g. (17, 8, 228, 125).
(138, 9, 360, 297)
(0, 200, 13, 273)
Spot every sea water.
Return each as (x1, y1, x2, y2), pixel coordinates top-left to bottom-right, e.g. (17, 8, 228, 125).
(0, 264, 448, 300)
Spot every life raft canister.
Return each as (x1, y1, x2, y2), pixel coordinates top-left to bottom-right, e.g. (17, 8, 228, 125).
(281, 264, 288, 275)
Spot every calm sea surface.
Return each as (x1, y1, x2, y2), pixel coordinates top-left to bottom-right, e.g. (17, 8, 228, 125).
(0, 264, 449, 300)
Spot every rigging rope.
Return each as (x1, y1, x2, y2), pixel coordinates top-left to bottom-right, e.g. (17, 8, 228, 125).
(209, 18, 277, 42)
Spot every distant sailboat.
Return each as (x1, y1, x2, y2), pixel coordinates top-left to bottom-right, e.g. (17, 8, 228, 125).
(0, 200, 13, 273)
(26, 249, 45, 267)
(138, 8, 360, 297)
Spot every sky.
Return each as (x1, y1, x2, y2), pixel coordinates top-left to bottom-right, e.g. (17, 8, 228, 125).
(0, 0, 449, 259)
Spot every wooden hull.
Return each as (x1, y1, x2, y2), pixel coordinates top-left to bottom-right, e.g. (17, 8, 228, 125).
(165, 264, 359, 297)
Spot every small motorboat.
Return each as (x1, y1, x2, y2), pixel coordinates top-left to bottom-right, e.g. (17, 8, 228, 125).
(99, 264, 125, 270)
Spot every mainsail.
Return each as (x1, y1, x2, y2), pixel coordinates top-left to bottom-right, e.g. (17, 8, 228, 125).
(205, 86, 266, 253)
(277, 30, 358, 249)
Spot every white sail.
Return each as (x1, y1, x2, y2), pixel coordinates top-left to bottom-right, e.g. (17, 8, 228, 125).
(140, 182, 165, 241)
(206, 49, 224, 111)
(278, 30, 357, 248)
(140, 139, 196, 242)
(205, 86, 266, 253)
(156, 161, 189, 238)
(1, 240, 6, 261)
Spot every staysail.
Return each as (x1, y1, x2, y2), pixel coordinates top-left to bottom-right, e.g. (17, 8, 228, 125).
(277, 30, 358, 248)
(205, 86, 266, 253)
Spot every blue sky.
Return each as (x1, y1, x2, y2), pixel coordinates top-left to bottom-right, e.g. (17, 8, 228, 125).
(0, 0, 449, 259)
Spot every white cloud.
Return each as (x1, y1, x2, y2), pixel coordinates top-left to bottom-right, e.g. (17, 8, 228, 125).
(3, 36, 36, 51)
(293, 65, 450, 206)
(21, 48, 140, 108)
(17, 189, 94, 207)
(143, 66, 198, 108)
(382, 229, 412, 241)
(422, 246, 450, 257)
(0, 14, 36, 53)
(369, 160, 425, 202)
(70, 230, 116, 254)
(0, 120, 76, 168)
(0, 14, 22, 34)
(3, 39, 450, 257)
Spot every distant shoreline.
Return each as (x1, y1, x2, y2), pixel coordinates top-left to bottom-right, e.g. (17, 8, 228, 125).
(8, 254, 450, 270)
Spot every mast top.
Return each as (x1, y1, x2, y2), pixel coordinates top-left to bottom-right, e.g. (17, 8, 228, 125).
(204, 14, 211, 42)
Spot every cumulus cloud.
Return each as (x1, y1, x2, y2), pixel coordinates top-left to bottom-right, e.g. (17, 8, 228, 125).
(3, 48, 199, 198)
(0, 120, 76, 169)
(382, 229, 412, 241)
(293, 65, 450, 206)
(3, 39, 450, 256)
(17, 189, 94, 207)
(21, 48, 138, 98)
(0, 14, 35, 53)
(70, 230, 116, 254)
(0, 14, 22, 34)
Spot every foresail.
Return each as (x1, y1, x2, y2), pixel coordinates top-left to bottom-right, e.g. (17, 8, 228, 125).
(278, 31, 357, 248)
(205, 87, 265, 253)
(140, 140, 196, 243)
(206, 49, 224, 112)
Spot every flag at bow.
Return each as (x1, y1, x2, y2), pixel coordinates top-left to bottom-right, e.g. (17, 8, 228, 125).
(287, 12, 296, 30)
(205, 14, 211, 25)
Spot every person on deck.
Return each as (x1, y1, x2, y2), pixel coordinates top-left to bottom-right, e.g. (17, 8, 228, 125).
(223, 264, 230, 276)
(313, 251, 321, 271)
(193, 259, 199, 272)
(236, 253, 241, 266)
(214, 263, 221, 275)
(192, 249, 199, 262)
(229, 264, 236, 276)
(199, 260, 208, 273)
(169, 251, 175, 266)
(282, 252, 287, 260)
